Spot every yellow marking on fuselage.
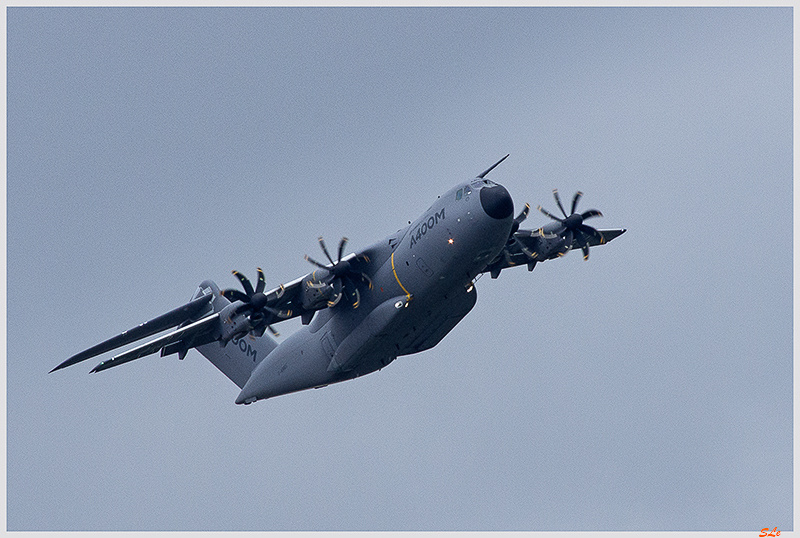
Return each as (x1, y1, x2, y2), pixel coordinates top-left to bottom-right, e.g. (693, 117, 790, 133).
(390, 251, 412, 301)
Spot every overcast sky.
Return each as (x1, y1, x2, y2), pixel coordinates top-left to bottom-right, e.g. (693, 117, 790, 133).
(7, 7, 793, 532)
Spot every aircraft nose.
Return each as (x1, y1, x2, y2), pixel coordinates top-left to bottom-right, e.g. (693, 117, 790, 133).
(480, 184, 514, 220)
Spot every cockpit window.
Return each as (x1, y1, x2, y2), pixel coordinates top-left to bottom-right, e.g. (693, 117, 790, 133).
(456, 188, 463, 201)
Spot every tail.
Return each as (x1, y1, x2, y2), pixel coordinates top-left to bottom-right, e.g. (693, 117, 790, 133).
(190, 280, 279, 389)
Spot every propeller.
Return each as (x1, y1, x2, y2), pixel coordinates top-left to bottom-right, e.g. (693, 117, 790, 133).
(305, 237, 372, 308)
(221, 268, 289, 337)
(537, 189, 604, 260)
(509, 202, 531, 236)
(495, 202, 533, 268)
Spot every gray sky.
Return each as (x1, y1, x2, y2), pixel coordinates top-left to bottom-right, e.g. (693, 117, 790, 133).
(7, 7, 792, 531)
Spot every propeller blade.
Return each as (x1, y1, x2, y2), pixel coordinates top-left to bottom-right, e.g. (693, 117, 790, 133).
(359, 272, 374, 290)
(537, 205, 563, 222)
(502, 248, 514, 266)
(586, 227, 606, 244)
(340, 275, 361, 308)
(574, 233, 590, 261)
(515, 203, 530, 224)
(581, 209, 603, 220)
(327, 279, 344, 307)
(558, 230, 574, 257)
(251, 324, 267, 338)
(222, 289, 250, 304)
(510, 203, 530, 236)
(230, 301, 255, 318)
(255, 267, 266, 294)
(304, 254, 330, 270)
(232, 270, 255, 297)
(553, 189, 568, 218)
(519, 243, 538, 260)
(578, 223, 602, 240)
(263, 305, 293, 319)
(337, 237, 348, 264)
(318, 237, 336, 266)
(305, 278, 330, 289)
(535, 227, 560, 240)
(571, 191, 583, 214)
(327, 291, 343, 308)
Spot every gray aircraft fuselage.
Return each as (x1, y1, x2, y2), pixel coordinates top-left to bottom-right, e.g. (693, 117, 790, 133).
(234, 179, 514, 403)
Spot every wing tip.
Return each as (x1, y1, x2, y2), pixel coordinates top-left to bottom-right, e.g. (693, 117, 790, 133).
(49, 357, 79, 374)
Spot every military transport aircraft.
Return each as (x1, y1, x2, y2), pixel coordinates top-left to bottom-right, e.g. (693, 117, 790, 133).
(51, 155, 625, 404)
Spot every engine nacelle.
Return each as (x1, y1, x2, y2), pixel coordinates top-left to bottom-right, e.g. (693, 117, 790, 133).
(301, 275, 341, 311)
(536, 233, 568, 260)
(218, 302, 253, 343)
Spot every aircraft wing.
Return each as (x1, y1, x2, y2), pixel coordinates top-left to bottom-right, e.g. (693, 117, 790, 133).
(49, 293, 213, 373)
(90, 313, 222, 373)
(52, 246, 379, 374)
(575, 228, 626, 248)
(484, 227, 627, 276)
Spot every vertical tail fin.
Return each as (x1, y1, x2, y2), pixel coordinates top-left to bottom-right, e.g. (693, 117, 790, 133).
(191, 280, 279, 389)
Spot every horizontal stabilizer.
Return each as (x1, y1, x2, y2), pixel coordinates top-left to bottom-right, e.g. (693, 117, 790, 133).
(91, 313, 221, 373)
(50, 293, 213, 373)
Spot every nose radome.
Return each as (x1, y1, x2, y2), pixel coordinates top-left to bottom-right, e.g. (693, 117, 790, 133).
(480, 184, 514, 220)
